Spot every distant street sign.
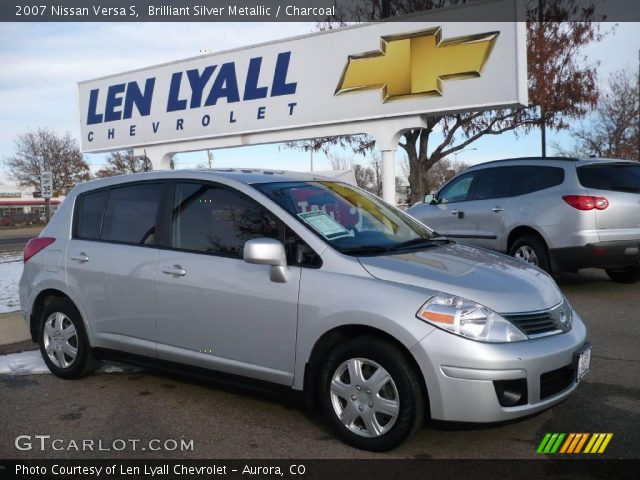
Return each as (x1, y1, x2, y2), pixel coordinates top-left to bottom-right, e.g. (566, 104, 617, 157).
(41, 172, 53, 199)
(32, 191, 42, 198)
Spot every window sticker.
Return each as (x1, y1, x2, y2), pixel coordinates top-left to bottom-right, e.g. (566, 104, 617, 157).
(298, 211, 351, 239)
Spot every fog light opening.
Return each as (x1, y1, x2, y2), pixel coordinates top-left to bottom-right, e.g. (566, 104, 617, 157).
(493, 379, 528, 407)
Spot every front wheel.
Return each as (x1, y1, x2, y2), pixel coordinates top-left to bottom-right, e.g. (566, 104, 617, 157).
(605, 266, 640, 284)
(39, 298, 96, 379)
(318, 336, 426, 451)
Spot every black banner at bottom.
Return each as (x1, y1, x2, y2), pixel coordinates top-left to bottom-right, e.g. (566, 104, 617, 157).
(0, 459, 638, 480)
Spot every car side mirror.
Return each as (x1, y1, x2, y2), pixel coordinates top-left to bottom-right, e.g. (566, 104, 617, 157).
(424, 194, 434, 204)
(243, 238, 288, 283)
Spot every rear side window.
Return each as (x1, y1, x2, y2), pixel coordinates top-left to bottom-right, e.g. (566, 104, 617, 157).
(171, 182, 281, 258)
(577, 163, 640, 193)
(511, 166, 565, 196)
(101, 183, 163, 245)
(77, 190, 107, 240)
(473, 167, 513, 200)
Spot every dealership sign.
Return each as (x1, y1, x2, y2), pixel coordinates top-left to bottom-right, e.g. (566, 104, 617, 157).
(78, 16, 526, 152)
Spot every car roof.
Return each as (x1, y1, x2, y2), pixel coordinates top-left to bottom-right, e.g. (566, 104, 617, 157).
(74, 168, 334, 193)
(465, 156, 636, 170)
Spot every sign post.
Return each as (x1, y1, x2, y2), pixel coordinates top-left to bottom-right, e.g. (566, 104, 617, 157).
(41, 171, 53, 223)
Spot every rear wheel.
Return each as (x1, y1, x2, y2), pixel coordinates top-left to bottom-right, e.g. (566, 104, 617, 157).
(39, 298, 96, 379)
(605, 266, 640, 284)
(509, 235, 551, 273)
(318, 336, 425, 451)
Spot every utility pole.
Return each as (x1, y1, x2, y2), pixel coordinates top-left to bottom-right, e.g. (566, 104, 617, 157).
(207, 150, 214, 168)
(309, 149, 314, 172)
(539, 0, 546, 157)
(381, 0, 390, 18)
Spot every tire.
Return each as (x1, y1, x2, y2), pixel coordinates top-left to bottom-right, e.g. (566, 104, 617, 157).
(39, 298, 96, 379)
(318, 336, 426, 452)
(605, 266, 640, 284)
(508, 234, 551, 273)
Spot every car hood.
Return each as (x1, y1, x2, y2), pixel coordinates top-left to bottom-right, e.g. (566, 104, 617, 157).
(357, 243, 562, 314)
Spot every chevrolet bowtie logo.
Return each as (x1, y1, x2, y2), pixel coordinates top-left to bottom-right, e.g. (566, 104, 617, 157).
(336, 28, 499, 102)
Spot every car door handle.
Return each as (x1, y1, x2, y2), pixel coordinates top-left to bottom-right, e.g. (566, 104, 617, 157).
(492, 207, 504, 213)
(451, 210, 459, 215)
(451, 210, 464, 219)
(161, 265, 186, 277)
(70, 253, 89, 262)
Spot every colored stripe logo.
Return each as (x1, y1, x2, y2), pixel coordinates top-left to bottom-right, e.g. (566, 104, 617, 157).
(537, 433, 613, 454)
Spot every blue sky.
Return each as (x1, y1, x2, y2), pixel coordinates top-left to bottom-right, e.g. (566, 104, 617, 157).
(1, 21, 638, 183)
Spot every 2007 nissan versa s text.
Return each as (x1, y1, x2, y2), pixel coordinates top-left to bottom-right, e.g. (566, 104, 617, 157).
(19, 169, 590, 451)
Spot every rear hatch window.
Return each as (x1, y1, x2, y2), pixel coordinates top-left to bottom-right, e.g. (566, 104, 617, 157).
(577, 162, 640, 241)
(577, 162, 640, 193)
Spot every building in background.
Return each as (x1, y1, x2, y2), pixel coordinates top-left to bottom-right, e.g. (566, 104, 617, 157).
(0, 185, 63, 226)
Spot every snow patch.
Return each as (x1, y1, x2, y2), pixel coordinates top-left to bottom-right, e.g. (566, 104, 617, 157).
(0, 350, 143, 375)
(0, 252, 23, 313)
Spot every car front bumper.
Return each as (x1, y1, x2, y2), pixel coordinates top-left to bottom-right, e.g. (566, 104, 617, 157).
(410, 310, 588, 423)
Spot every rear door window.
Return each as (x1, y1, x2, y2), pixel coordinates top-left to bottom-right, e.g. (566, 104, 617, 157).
(76, 190, 108, 240)
(577, 163, 640, 193)
(472, 167, 513, 200)
(511, 166, 565, 196)
(101, 183, 163, 245)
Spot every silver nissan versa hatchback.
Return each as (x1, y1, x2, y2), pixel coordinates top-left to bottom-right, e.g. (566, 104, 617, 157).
(19, 169, 590, 451)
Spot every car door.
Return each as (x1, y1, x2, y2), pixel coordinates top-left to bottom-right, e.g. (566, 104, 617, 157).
(414, 171, 480, 242)
(154, 181, 301, 385)
(66, 182, 165, 357)
(458, 167, 514, 250)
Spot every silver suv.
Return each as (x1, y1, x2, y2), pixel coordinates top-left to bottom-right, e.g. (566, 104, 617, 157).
(20, 169, 589, 451)
(407, 158, 640, 282)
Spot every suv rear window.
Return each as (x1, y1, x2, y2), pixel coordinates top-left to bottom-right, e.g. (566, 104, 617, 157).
(577, 163, 640, 193)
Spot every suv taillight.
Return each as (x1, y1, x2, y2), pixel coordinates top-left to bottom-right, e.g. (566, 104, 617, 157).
(562, 195, 609, 211)
(24, 237, 55, 262)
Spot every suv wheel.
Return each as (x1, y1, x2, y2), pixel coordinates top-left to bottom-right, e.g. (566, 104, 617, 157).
(605, 266, 640, 284)
(509, 235, 551, 273)
(39, 298, 96, 379)
(318, 336, 425, 451)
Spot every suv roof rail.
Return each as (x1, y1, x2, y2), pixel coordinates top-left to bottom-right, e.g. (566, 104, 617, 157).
(467, 156, 581, 168)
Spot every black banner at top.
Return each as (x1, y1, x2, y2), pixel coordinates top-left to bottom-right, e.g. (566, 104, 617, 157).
(2, 0, 640, 22)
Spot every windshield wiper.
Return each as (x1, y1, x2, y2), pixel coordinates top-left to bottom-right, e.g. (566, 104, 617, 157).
(392, 237, 452, 250)
(340, 245, 394, 255)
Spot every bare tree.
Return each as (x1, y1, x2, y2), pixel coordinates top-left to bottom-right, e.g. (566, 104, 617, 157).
(4, 128, 89, 195)
(287, 0, 606, 203)
(556, 69, 639, 160)
(423, 158, 469, 194)
(328, 153, 354, 170)
(95, 150, 152, 177)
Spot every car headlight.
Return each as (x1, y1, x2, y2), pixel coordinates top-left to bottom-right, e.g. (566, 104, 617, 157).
(416, 294, 528, 343)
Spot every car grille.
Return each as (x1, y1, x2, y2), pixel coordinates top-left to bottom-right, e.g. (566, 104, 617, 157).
(503, 311, 560, 336)
(540, 365, 575, 400)
(503, 301, 572, 338)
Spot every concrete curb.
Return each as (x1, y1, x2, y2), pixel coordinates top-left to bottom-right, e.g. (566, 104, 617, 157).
(0, 311, 30, 346)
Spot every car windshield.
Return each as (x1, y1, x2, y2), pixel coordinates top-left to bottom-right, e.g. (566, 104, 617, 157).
(255, 181, 445, 255)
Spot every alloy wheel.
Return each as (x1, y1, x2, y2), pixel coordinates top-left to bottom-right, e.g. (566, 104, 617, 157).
(514, 245, 539, 265)
(42, 312, 78, 368)
(329, 358, 400, 438)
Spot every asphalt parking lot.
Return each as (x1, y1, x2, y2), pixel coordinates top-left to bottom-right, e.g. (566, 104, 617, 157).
(0, 269, 638, 460)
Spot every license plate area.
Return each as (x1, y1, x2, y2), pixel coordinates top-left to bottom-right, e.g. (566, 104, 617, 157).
(574, 343, 592, 382)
